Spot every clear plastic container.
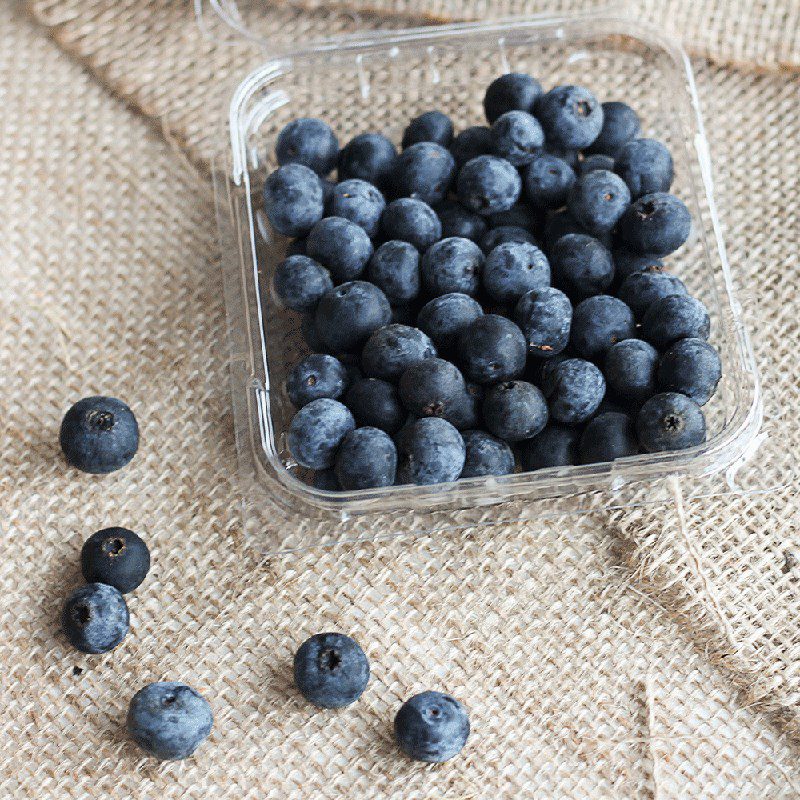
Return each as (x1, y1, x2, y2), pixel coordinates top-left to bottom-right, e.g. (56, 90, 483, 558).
(206, 3, 767, 545)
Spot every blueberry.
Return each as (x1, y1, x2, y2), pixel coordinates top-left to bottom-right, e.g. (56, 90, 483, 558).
(306, 217, 373, 282)
(337, 132, 397, 189)
(286, 353, 349, 407)
(604, 339, 658, 405)
(294, 632, 370, 708)
(550, 233, 614, 299)
(536, 85, 603, 149)
(640, 294, 710, 349)
(612, 249, 665, 285)
(541, 358, 605, 425)
(579, 411, 639, 464)
(366, 241, 421, 305)
(312, 468, 341, 491)
(326, 179, 386, 238)
(479, 225, 538, 256)
(287, 398, 355, 469)
(381, 198, 442, 251)
(483, 241, 550, 304)
(60, 396, 139, 474)
(334, 427, 397, 489)
(399, 358, 466, 418)
(275, 117, 338, 175)
(578, 154, 615, 176)
(617, 192, 691, 256)
(395, 690, 470, 763)
(460, 429, 515, 477)
(396, 417, 465, 485)
(392, 142, 456, 206)
(656, 337, 722, 405)
(490, 111, 544, 167)
(80, 527, 150, 594)
(314, 281, 391, 353)
(436, 200, 488, 242)
(127, 682, 213, 760)
(447, 382, 484, 430)
(420, 237, 484, 296)
(361, 324, 436, 381)
(272, 254, 333, 312)
(615, 139, 673, 199)
(523, 152, 576, 210)
(489, 204, 543, 233)
(636, 392, 706, 452)
(457, 155, 522, 216)
(617, 270, 687, 318)
(62, 583, 129, 654)
(450, 126, 493, 167)
(457, 314, 527, 384)
(483, 380, 548, 442)
(514, 286, 572, 359)
(571, 295, 636, 360)
(344, 378, 405, 434)
(417, 293, 484, 352)
(518, 425, 579, 470)
(301, 313, 327, 353)
(263, 164, 324, 237)
(483, 72, 542, 121)
(543, 208, 611, 253)
(567, 169, 631, 235)
(402, 110, 454, 149)
(586, 101, 641, 157)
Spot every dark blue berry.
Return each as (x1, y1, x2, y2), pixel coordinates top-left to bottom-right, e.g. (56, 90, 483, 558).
(301, 313, 327, 353)
(294, 633, 369, 708)
(489, 203, 542, 233)
(460, 429, 515, 477)
(326, 179, 386, 237)
(484, 73, 542, 123)
(436, 199, 488, 242)
(344, 378, 405, 434)
(275, 117, 338, 175)
(446, 383, 484, 430)
(490, 111, 544, 166)
(523, 152, 576, 210)
(514, 286, 572, 359)
(571, 295, 636, 360)
(615, 139, 673, 198)
(361, 324, 436, 381)
(80, 527, 150, 594)
(483, 241, 550, 304)
(314, 281, 391, 353)
(551, 233, 614, 299)
(578, 154, 615, 175)
(420, 237, 484, 297)
(457, 314, 527, 384)
(396, 417, 466, 485)
(417, 293, 483, 352)
(541, 358, 605, 425)
(450, 126, 493, 167)
(604, 339, 658, 405)
(483, 380, 548, 442)
(479, 225, 537, 255)
(334, 427, 397, 489)
(579, 411, 639, 464)
(62, 583, 129, 654)
(536, 85, 603, 149)
(636, 392, 706, 452)
(337, 133, 397, 189)
(586, 101, 641, 157)
(263, 164, 324, 237)
(617, 270, 687, 318)
(641, 294, 710, 349)
(617, 192, 691, 256)
(392, 142, 456, 206)
(306, 217, 373, 282)
(381, 198, 442, 251)
(273, 254, 333, 313)
(656, 337, 721, 405)
(60, 396, 139, 474)
(287, 398, 355, 469)
(313, 469, 341, 491)
(568, 169, 630, 235)
(399, 358, 466, 418)
(456, 155, 522, 215)
(612, 249, 665, 285)
(287, 354, 349, 407)
(519, 425, 579, 470)
(127, 682, 213, 761)
(395, 691, 470, 763)
(366, 241, 420, 305)
(402, 110, 454, 149)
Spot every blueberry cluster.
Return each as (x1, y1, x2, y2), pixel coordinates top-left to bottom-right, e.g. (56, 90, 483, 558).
(266, 74, 721, 491)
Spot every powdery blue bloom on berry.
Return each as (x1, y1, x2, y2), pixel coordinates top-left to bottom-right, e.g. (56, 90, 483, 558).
(287, 398, 355, 470)
(62, 583, 129, 654)
(263, 163, 324, 237)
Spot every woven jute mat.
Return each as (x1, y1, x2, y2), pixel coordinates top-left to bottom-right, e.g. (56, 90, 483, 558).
(1, 0, 800, 796)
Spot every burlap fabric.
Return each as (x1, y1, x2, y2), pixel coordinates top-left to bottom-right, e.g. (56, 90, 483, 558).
(1, 0, 799, 796)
